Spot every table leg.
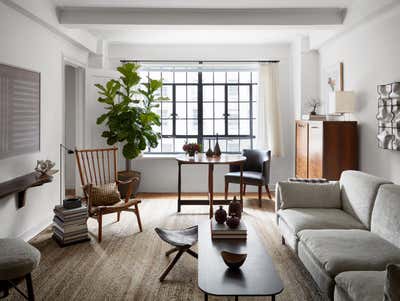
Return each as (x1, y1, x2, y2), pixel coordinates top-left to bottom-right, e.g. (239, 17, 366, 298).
(239, 162, 243, 211)
(208, 163, 214, 218)
(272, 295, 275, 301)
(204, 293, 208, 301)
(177, 162, 182, 212)
(235, 296, 239, 301)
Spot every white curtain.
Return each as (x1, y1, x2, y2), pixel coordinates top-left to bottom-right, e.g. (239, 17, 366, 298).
(255, 63, 284, 157)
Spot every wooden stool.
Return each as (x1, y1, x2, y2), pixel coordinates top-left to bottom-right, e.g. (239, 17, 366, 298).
(0, 239, 40, 300)
(155, 226, 198, 281)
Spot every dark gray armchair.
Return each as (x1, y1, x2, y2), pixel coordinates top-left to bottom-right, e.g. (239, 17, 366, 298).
(224, 149, 272, 207)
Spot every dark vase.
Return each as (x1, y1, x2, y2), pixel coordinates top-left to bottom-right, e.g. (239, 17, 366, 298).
(213, 134, 221, 157)
(215, 206, 227, 224)
(310, 111, 317, 115)
(206, 139, 214, 157)
(226, 214, 240, 229)
(187, 149, 195, 157)
(228, 196, 242, 220)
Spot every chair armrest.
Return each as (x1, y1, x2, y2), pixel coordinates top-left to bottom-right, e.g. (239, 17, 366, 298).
(277, 181, 341, 210)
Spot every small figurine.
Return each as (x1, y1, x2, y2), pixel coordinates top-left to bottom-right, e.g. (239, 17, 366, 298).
(35, 160, 55, 175)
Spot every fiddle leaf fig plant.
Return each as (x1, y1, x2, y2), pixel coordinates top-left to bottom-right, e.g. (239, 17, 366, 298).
(95, 63, 166, 161)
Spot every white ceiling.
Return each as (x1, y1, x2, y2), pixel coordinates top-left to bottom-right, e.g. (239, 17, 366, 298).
(55, 0, 352, 9)
(55, 0, 350, 45)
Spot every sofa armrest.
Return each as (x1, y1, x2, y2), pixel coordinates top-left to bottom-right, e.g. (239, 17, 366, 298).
(277, 181, 341, 210)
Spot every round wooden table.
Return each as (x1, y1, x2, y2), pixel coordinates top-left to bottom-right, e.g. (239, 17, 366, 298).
(176, 154, 247, 218)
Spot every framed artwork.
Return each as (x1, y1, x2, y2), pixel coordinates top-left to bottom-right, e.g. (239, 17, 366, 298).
(323, 62, 343, 113)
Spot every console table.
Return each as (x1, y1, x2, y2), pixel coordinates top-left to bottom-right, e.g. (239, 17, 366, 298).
(0, 170, 58, 208)
(176, 154, 246, 218)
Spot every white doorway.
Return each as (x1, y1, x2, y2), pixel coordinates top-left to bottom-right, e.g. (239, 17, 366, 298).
(63, 61, 85, 199)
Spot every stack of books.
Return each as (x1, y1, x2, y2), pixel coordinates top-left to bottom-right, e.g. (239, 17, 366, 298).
(52, 205, 90, 246)
(210, 219, 247, 240)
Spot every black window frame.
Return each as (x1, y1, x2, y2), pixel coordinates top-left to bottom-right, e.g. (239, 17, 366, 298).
(144, 70, 257, 154)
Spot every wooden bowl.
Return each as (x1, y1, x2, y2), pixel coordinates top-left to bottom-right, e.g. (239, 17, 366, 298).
(221, 251, 247, 269)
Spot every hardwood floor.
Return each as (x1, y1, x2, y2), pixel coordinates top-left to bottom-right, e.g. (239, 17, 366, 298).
(6, 194, 326, 301)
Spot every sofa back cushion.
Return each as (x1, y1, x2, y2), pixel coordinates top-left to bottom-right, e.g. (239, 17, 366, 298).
(371, 184, 400, 249)
(278, 181, 341, 209)
(340, 171, 392, 229)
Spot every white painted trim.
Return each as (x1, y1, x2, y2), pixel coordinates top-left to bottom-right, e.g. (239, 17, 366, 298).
(19, 216, 52, 242)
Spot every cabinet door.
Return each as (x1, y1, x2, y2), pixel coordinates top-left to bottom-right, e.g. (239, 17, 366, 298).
(295, 121, 308, 178)
(308, 122, 323, 178)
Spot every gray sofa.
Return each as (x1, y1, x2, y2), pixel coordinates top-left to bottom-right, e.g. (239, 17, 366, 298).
(276, 170, 400, 300)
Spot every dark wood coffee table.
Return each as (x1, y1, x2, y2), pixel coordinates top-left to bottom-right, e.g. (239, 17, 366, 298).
(198, 220, 284, 300)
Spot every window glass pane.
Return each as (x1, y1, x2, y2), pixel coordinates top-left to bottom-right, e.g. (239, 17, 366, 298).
(218, 139, 227, 152)
(149, 71, 161, 80)
(214, 72, 225, 83)
(162, 138, 174, 152)
(214, 86, 224, 101)
(228, 103, 239, 118)
(227, 72, 238, 83)
(175, 72, 186, 83)
(161, 119, 173, 135)
(153, 102, 161, 116)
(239, 72, 251, 83)
(203, 102, 213, 118)
(174, 138, 186, 152)
(152, 123, 161, 134)
(162, 85, 173, 100)
(162, 102, 173, 118)
(187, 103, 198, 118)
(239, 119, 250, 135)
(176, 120, 186, 135)
(203, 72, 213, 83)
(239, 102, 250, 118)
(228, 119, 239, 135)
(214, 119, 225, 135)
(150, 142, 161, 152)
(203, 86, 213, 101)
(139, 71, 148, 83)
(176, 102, 186, 119)
(215, 102, 225, 118)
(176, 86, 186, 101)
(251, 72, 259, 84)
(203, 119, 213, 135)
(228, 86, 238, 101)
(187, 119, 198, 135)
(240, 139, 251, 150)
(187, 86, 198, 101)
(227, 139, 240, 152)
(239, 86, 250, 101)
(161, 72, 173, 83)
(187, 72, 198, 83)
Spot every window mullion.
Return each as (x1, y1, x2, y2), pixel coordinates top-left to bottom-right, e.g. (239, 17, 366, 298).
(198, 71, 203, 146)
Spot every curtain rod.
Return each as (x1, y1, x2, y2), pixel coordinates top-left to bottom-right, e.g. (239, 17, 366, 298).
(120, 60, 280, 64)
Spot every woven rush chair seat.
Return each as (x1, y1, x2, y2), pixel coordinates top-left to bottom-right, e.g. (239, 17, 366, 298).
(155, 226, 198, 281)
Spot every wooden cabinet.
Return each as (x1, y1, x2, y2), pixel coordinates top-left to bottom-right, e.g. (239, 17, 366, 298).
(295, 120, 358, 180)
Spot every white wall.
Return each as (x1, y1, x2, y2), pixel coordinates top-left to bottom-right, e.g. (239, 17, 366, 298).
(0, 2, 88, 239)
(87, 43, 295, 192)
(318, 3, 400, 183)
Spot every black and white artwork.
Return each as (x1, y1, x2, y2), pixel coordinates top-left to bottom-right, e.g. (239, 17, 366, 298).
(0, 64, 40, 159)
(377, 82, 400, 150)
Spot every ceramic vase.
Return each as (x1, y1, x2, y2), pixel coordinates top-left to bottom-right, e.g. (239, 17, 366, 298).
(215, 206, 227, 224)
(226, 213, 240, 229)
(228, 196, 242, 219)
(213, 134, 221, 157)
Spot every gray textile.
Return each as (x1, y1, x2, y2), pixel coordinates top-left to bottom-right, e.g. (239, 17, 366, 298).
(384, 264, 400, 301)
(0, 238, 40, 280)
(335, 271, 385, 301)
(277, 181, 341, 209)
(278, 208, 365, 234)
(371, 184, 400, 249)
(298, 229, 400, 276)
(278, 218, 298, 251)
(340, 170, 392, 229)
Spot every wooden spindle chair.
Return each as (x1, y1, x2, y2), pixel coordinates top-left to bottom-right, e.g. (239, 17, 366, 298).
(75, 147, 143, 242)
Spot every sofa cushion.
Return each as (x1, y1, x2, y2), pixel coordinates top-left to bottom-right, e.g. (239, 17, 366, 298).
(335, 271, 384, 301)
(371, 184, 400, 249)
(277, 181, 341, 209)
(340, 170, 392, 229)
(298, 229, 400, 276)
(278, 208, 365, 234)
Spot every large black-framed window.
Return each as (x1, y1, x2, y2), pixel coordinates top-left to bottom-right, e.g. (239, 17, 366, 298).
(141, 69, 258, 153)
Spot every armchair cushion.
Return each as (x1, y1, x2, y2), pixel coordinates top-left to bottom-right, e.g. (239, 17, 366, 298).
(277, 181, 341, 210)
(85, 182, 121, 207)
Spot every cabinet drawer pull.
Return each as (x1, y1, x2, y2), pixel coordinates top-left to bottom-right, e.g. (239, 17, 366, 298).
(311, 126, 320, 129)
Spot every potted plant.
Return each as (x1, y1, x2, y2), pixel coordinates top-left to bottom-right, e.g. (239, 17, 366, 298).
(95, 63, 166, 196)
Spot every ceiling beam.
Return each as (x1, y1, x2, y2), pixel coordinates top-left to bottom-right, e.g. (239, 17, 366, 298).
(58, 7, 346, 26)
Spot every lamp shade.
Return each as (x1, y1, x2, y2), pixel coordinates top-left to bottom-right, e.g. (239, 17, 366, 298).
(329, 91, 356, 114)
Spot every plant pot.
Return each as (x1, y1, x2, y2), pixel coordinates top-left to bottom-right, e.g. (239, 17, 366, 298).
(118, 170, 141, 198)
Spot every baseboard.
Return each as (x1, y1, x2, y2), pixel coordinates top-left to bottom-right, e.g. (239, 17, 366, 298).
(19, 215, 53, 242)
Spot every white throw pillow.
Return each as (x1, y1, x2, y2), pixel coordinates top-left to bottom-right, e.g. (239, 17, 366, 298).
(278, 181, 341, 209)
